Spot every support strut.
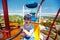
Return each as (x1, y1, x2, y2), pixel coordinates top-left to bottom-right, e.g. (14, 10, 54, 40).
(2, 0, 10, 38)
(46, 8, 60, 40)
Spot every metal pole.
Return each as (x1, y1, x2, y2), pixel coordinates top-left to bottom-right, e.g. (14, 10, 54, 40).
(36, 0, 44, 14)
(46, 8, 60, 40)
(2, 0, 10, 30)
(36, 0, 44, 23)
(2, 0, 10, 38)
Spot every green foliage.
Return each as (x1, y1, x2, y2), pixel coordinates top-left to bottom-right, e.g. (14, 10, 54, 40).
(56, 19, 60, 23)
(58, 30, 60, 35)
(40, 22, 52, 27)
(0, 15, 23, 26)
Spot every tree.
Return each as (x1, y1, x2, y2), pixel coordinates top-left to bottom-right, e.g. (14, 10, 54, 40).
(40, 22, 52, 27)
(58, 30, 60, 35)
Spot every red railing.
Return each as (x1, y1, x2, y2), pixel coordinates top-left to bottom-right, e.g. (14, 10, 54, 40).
(46, 8, 60, 40)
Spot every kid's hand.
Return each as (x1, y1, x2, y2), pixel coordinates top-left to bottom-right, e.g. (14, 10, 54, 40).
(20, 27, 24, 30)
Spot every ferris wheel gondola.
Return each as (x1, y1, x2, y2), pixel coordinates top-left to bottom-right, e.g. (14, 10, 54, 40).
(25, 2, 38, 8)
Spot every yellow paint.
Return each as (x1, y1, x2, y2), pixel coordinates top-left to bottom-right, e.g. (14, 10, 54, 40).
(33, 23, 40, 40)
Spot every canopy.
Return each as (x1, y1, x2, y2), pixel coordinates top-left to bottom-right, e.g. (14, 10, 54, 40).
(25, 2, 38, 8)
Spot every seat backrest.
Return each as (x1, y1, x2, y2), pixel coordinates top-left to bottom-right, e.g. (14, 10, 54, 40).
(33, 22, 40, 40)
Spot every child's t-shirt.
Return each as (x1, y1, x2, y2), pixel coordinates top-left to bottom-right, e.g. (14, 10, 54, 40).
(24, 24, 34, 39)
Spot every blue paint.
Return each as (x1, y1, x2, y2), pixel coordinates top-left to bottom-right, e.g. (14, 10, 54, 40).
(25, 2, 38, 8)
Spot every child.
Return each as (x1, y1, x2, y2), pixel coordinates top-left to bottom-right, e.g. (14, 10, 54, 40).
(21, 14, 34, 40)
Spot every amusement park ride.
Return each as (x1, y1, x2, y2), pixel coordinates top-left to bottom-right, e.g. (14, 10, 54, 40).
(0, 0, 60, 40)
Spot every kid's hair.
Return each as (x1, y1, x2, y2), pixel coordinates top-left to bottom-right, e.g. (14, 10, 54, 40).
(24, 14, 31, 20)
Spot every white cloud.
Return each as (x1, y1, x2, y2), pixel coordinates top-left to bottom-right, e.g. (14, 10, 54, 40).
(8, 12, 24, 16)
(0, 9, 22, 12)
(40, 13, 57, 16)
(1, 9, 59, 16)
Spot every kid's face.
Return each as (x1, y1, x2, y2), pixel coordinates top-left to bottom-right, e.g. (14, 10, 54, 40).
(24, 20, 31, 26)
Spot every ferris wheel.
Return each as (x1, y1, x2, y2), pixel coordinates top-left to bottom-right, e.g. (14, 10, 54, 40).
(0, 0, 60, 40)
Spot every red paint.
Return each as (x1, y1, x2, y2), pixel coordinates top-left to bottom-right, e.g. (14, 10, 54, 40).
(2, 30, 11, 38)
(46, 8, 60, 40)
(2, 0, 10, 30)
(37, 0, 44, 14)
(2, 0, 10, 38)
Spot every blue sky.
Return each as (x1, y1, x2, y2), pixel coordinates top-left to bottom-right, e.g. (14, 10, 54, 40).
(0, 0, 60, 16)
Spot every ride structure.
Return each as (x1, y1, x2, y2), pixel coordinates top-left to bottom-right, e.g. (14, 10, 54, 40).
(0, 0, 60, 40)
(1, 0, 44, 40)
(23, 0, 44, 40)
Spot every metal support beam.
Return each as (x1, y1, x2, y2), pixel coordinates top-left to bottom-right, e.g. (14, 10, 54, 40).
(46, 8, 60, 40)
(2, 0, 10, 38)
(2, 0, 10, 30)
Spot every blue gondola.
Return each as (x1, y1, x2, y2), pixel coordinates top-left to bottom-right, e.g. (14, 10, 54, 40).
(25, 2, 38, 8)
(30, 12, 37, 22)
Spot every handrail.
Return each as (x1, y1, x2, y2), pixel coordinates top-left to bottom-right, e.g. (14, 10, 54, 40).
(6, 28, 24, 40)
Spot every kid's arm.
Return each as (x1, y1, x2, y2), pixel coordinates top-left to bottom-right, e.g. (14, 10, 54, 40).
(23, 29, 34, 36)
